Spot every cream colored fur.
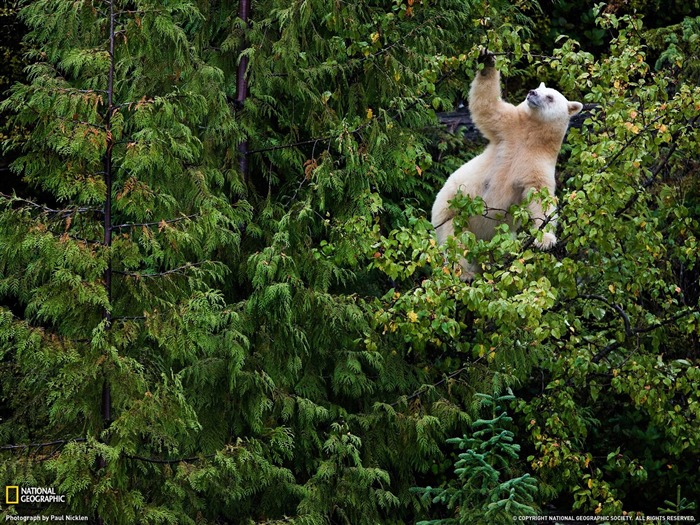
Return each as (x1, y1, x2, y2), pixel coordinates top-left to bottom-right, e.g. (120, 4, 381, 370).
(431, 56, 582, 279)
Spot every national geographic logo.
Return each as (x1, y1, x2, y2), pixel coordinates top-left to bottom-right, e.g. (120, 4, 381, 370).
(5, 485, 66, 504)
(6, 486, 19, 504)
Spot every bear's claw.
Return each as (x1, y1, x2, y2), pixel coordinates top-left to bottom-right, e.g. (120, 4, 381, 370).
(477, 48, 496, 69)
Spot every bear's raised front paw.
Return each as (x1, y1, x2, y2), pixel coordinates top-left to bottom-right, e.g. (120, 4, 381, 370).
(534, 232, 557, 250)
(477, 48, 496, 69)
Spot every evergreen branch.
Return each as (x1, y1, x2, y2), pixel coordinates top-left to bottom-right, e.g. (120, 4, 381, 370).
(114, 8, 164, 15)
(113, 262, 205, 278)
(1, 192, 101, 217)
(52, 87, 108, 95)
(111, 214, 199, 230)
(391, 351, 491, 407)
(124, 452, 214, 464)
(1, 440, 213, 466)
(52, 113, 108, 132)
(0, 438, 87, 451)
(246, 137, 331, 156)
(254, 517, 297, 524)
(112, 92, 197, 111)
(247, 71, 453, 157)
(67, 234, 103, 245)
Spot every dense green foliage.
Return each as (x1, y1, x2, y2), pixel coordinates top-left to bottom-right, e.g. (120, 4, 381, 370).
(414, 391, 539, 524)
(1, 0, 699, 523)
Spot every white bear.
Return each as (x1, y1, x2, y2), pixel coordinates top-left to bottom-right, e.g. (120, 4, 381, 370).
(431, 50, 582, 279)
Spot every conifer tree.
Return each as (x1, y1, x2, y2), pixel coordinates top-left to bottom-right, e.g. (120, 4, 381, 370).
(223, 0, 532, 522)
(0, 0, 263, 521)
(0, 0, 529, 522)
(414, 391, 539, 524)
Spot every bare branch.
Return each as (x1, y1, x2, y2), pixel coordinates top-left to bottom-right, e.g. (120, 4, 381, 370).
(579, 294, 632, 337)
(1, 192, 100, 217)
(111, 214, 199, 230)
(124, 453, 213, 464)
(113, 262, 205, 279)
(0, 438, 87, 451)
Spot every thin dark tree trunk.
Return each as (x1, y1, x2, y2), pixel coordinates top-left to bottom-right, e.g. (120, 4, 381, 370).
(96, 2, 115, 523)
(237, 0, 250, 181)
(103, 0, 114, 390)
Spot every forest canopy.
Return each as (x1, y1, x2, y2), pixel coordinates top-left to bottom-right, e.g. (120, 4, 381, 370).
(1, 1, 699, 523)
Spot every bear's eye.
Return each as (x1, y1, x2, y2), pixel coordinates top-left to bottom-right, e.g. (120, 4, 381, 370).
(546, 95, 554, 102)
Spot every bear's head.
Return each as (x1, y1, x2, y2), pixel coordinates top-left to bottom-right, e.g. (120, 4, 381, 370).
(525, 82, 583, 124)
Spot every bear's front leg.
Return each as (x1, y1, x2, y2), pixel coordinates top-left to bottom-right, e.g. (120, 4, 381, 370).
(469, 48, 512, 142)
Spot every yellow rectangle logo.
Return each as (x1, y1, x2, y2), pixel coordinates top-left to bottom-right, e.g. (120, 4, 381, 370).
(6, 485, 19, 504)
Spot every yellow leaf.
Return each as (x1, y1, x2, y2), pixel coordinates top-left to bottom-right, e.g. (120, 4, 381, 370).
(407, 311, 418, 323)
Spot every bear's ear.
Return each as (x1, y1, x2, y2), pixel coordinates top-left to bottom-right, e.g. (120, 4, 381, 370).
(568, 101, 583, 116)
(538, 82, 546, 89)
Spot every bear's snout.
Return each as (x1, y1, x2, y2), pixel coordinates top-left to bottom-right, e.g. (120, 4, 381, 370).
(526, 90, 542, 109)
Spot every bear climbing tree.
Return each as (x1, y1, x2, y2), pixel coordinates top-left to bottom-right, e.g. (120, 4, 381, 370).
(431, 49, 582, 279)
